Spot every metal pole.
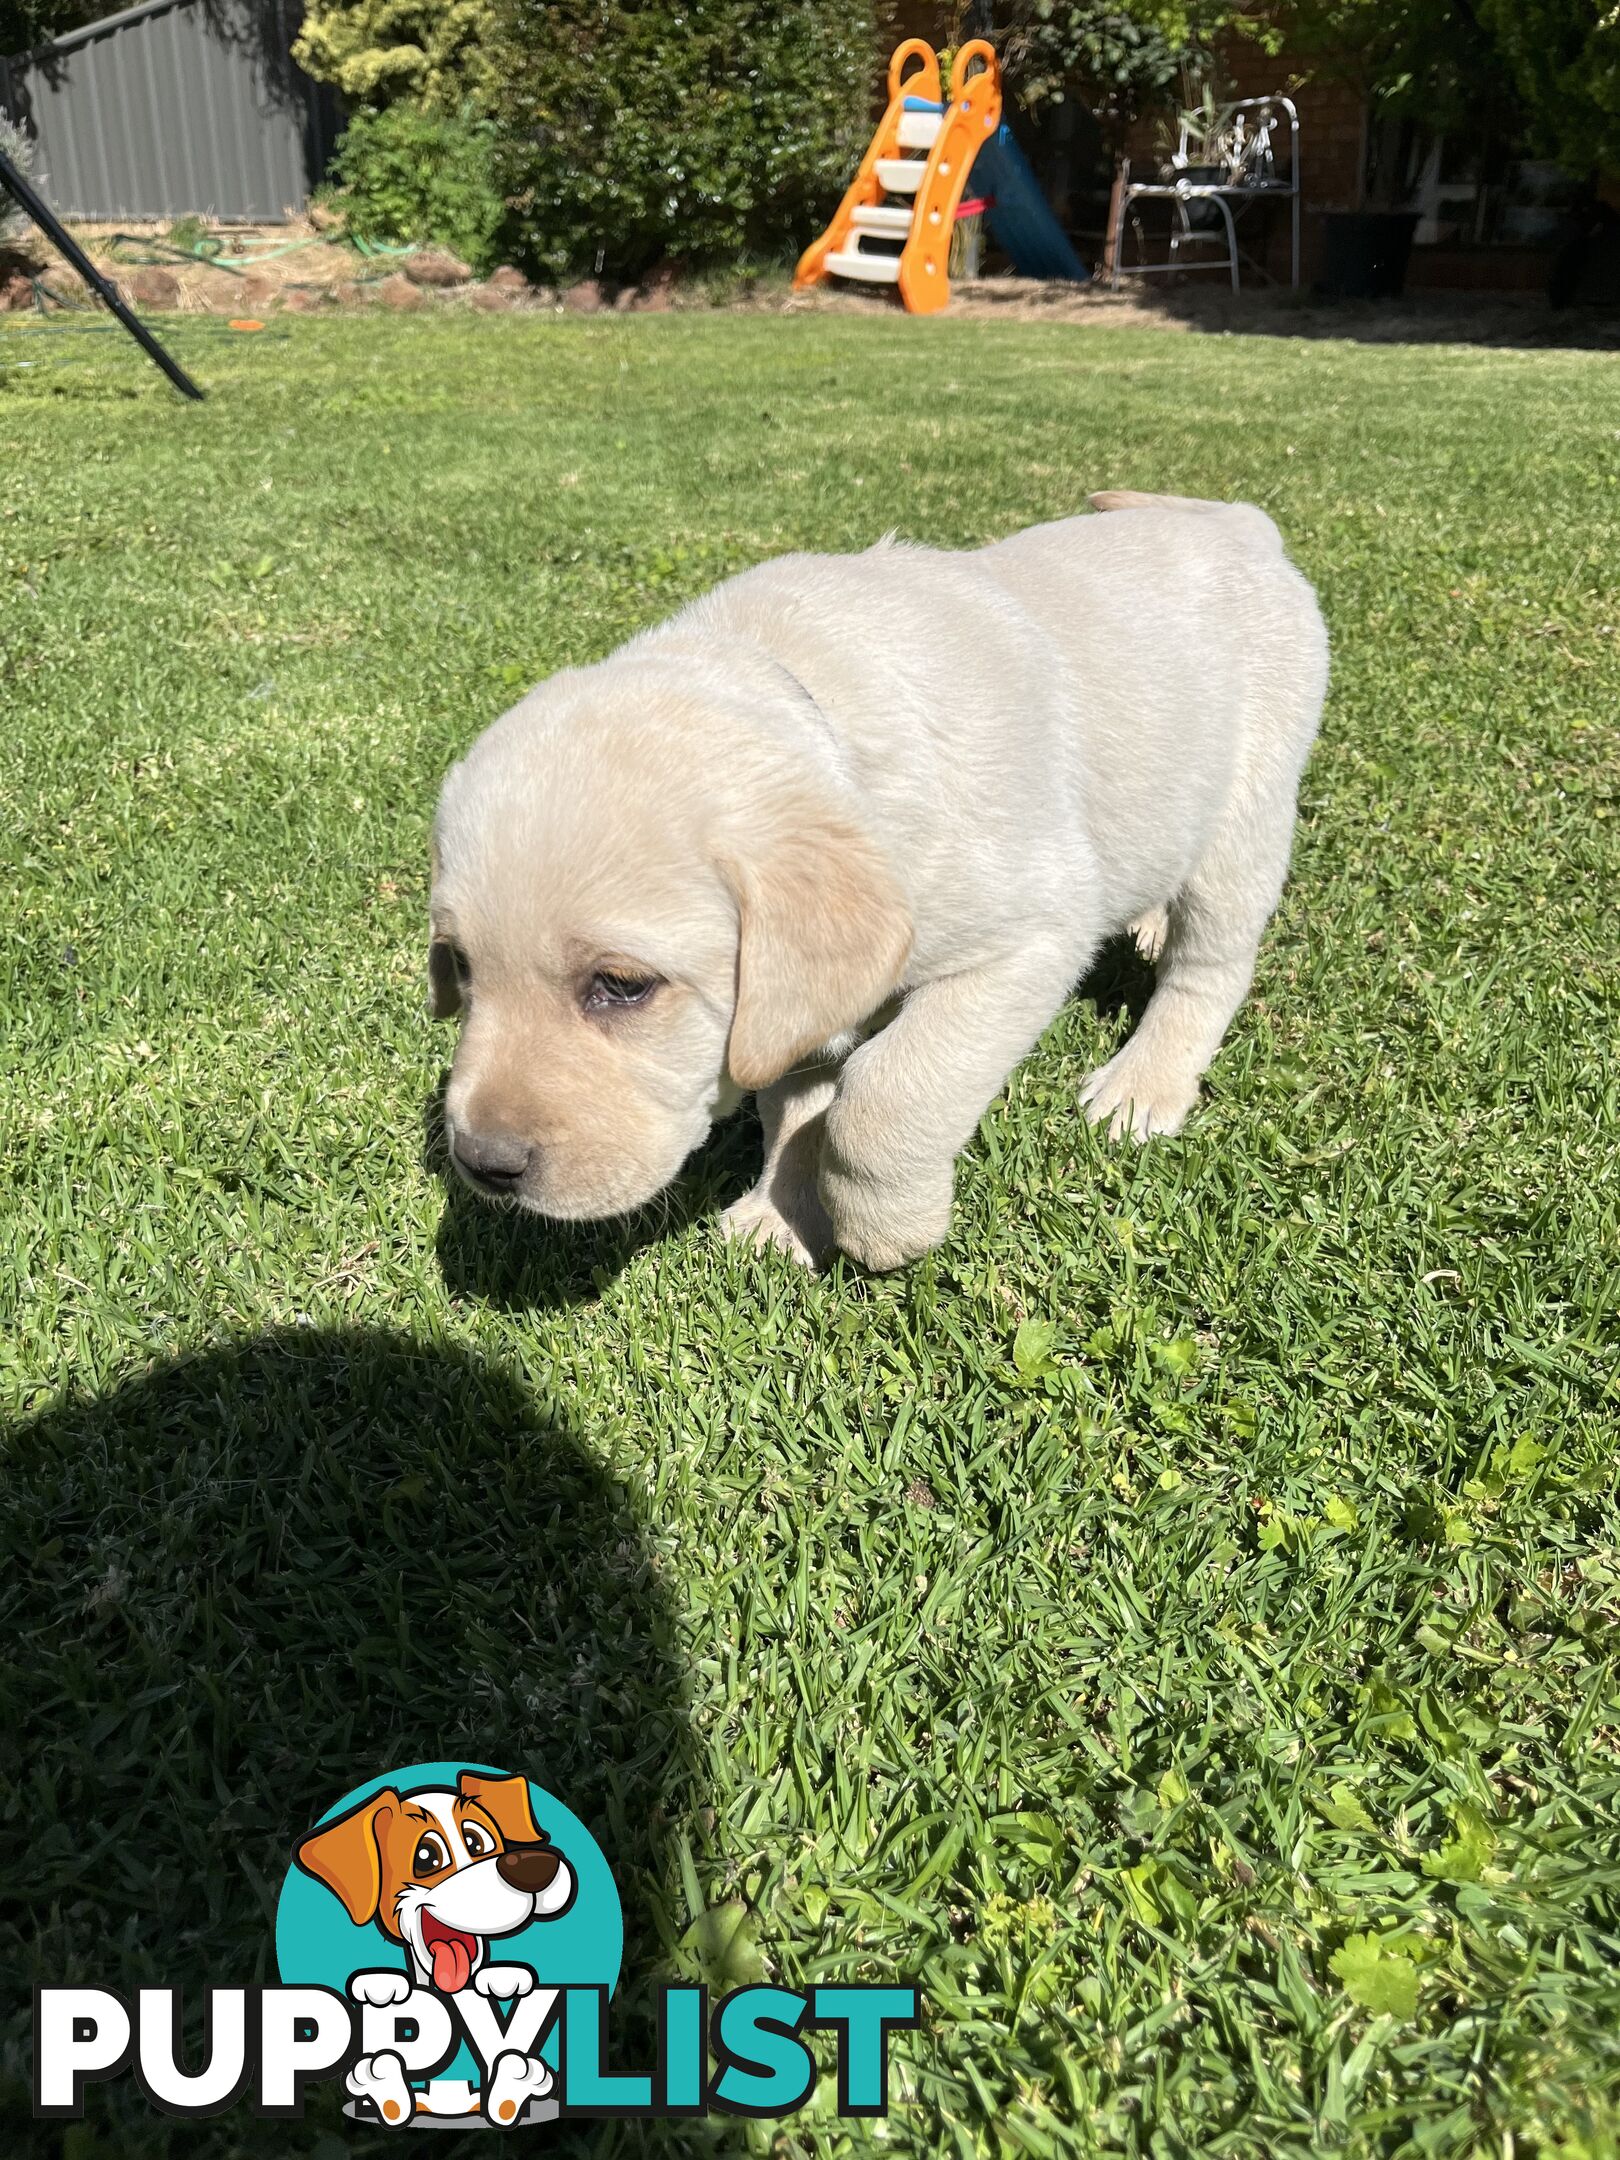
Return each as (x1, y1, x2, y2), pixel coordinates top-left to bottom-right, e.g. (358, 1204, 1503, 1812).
(0, 146, 204, 400)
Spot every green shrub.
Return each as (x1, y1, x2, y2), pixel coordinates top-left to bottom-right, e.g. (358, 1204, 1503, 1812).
(1, 114, 38, 251)
(1475, 0, 1620, 179)
(486, 0, 879, 281)
(1000, 4, 1192, 147)
(326, 106, 506, 271)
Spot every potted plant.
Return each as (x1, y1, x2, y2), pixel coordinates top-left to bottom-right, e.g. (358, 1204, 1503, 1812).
(1161, 71, 1233, 183)
(1157, 66, 1238, 233)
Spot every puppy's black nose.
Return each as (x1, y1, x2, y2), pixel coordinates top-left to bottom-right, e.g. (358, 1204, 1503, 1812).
(452, 1128, 534, 1189)
(497, 1843, 562, 1894)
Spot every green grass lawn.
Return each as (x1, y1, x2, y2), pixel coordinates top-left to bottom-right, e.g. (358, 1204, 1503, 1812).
(3, 311, 1619, 2160)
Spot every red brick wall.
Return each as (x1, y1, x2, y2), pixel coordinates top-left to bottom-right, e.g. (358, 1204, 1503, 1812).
(1205, 41, 1558, 292)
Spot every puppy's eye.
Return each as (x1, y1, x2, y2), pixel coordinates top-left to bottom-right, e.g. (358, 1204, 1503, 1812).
(584, 969, 659, 1013)
(449, 945, 471, 987)
(413, 1832, 451, 1877)
(462, 1824, 493, 1858)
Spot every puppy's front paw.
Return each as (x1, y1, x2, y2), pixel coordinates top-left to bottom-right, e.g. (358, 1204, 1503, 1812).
(720, 1182, 830, 1269)
(474, 1963, 535, 2000)
(484, 2049, 553, 2126)
(818, 1149, 953, 1272)
(349, 1969, 412, 2008)
(347, 2050, 414, 2127)
(1080, 1045, 1199, 1142)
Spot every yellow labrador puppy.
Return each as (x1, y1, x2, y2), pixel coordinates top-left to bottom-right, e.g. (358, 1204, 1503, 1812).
(429, 493, 1327, 1270)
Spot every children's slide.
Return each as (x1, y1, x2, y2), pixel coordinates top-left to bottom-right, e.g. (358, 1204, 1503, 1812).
(793, 39, 1003, 316)
(975, 126, 1090, 284)
(794, 39, 1088, 313)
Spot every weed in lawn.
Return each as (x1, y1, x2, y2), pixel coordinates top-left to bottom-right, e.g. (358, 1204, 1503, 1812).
(1, 314, 1618, 2158)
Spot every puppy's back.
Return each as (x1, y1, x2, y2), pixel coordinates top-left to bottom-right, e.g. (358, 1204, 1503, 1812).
(981, 496, 1326, 746)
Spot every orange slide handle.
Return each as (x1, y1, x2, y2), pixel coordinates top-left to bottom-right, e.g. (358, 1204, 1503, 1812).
(889, 37, 942, 104)
(949, 39, 997, 99)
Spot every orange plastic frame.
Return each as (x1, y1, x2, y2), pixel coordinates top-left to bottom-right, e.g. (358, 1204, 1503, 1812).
(900, 42, 1002, 316)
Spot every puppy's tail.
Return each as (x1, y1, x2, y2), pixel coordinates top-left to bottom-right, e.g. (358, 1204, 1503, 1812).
(1089, 489, 1282, 551)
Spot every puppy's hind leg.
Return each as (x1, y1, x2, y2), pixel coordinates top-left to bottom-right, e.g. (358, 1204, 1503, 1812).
(720, 1061, 837, 1268)
(1082, 803, 1296, 1143)
(1084, 566, 1325, 1144)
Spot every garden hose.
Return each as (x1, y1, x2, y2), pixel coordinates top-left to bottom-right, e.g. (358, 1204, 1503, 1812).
(107, 232, 423, 275)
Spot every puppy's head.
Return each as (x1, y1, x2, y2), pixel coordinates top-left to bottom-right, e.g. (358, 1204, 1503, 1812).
(296, 1772, 572, 1991)
(429, 658, 911, 1221)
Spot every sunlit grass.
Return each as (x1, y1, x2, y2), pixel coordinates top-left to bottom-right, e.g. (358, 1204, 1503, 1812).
(3, 312, 1618, 2158)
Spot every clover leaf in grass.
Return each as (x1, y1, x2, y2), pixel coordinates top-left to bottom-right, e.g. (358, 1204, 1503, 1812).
(1151, 1333, 1198, 1379)
(1329, 1932, 1420, 2021)
(1223, 1398, 1259, 1439)
(1422, 1805, 1497, 1885)
(676, 1900, 765, 1992)
(1011, 1317, 1057, 1382)
(1315, 1782, 1375, 1832)
(1156, 1766, 1189, 1810)
(1358, 1672, 1417, 1741)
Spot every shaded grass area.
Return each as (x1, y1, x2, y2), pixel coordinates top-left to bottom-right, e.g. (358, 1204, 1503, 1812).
(2, 314, 1618, 2158)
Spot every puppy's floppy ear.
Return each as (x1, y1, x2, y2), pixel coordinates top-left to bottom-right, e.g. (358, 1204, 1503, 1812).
(427, 937, 462, 1019)
(295, 1788, 400, 1926)
(427, 830, 460, 1017)
(722, 817, 912, 1091)
(458, 1770, 543, 1845)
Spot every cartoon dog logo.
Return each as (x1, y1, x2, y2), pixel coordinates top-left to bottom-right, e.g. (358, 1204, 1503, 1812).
(296, 1769, 574, 2126)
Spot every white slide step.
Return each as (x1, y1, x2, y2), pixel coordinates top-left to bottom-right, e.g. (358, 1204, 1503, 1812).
(825, 248, 902, 285)
(875, 158, 924, 194)
(897, 111, 942, 151)
(850, 203, 915, 237)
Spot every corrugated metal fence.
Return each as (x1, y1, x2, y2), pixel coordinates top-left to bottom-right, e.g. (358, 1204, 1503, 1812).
(0, 0, 341, 221)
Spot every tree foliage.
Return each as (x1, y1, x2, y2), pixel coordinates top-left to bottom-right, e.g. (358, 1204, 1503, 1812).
(997, 5, 1193, 146)
(292, 0, 496, 111)
(486, 0, 879, 280)
(1, 110, 35, 242)
(990, 3, 1273, 151)
(1274, 0, 1498, 124)
(1, 0, 98, 62)
(1474, 0, 1620, 179)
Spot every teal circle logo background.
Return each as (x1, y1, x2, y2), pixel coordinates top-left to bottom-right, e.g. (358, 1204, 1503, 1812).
(275, 1760, 621, 2076)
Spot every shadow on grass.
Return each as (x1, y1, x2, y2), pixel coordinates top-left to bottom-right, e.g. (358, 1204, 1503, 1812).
(2, 1330, 738, 2157)
(424, 1076, 761, 1310)
(1074, 930, 1157, 1030)
(972, 248, 1620, 350)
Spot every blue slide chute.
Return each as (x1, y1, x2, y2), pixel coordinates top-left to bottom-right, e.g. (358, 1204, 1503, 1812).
(975, 126, 1090, 283)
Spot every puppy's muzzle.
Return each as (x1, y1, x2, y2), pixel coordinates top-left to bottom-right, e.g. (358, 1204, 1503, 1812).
(452, 1126, 534, 1193)
(496, 1843, 563, 1894)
